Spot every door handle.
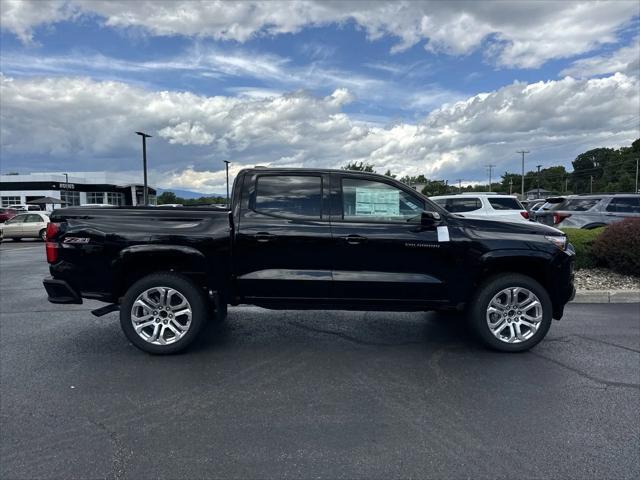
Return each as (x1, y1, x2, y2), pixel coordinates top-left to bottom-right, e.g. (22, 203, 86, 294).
(342, 234, 367, 245)
(254, 232, 275, 243)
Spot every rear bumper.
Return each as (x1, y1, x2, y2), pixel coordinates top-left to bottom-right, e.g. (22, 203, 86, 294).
(43, 277, 82, 304)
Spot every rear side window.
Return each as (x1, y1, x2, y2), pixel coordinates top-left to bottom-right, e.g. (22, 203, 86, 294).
(562, 198, 602, 211)
(605, 197, 640, 213)
(254, 175, 322, 219)
(488, 197, 523, 210)
(437, 197, 482, 213)
(26, 214, 44, 223)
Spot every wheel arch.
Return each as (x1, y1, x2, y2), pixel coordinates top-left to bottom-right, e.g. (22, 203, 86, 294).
(111, 245, 220, 299)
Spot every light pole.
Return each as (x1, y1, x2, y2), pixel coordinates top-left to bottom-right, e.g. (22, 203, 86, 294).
(517, 150, 529, 198)
(223, 160, 230, 207)
(63, 173, 68, 204)
(536, 165, 542, 198)
(486, 164, 496, 192)
(135, 132, 152, 206)
(635, 158, 639, 193)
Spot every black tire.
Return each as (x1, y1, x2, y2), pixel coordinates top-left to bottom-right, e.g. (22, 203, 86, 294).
(39, 229, 47, 241)
(120, 272, 208, 354)
(468, 273, 552, 352)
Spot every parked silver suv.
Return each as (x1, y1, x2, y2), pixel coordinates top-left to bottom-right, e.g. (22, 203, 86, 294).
(536, 194, 640, 229)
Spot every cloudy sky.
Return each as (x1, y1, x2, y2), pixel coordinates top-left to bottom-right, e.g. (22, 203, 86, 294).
(1, 0, 639, 193)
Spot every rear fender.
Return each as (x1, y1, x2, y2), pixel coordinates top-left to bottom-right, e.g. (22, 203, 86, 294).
(112, 245, 214, 298)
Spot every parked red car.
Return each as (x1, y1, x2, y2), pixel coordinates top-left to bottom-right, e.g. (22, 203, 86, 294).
(0, 208, 18, 223)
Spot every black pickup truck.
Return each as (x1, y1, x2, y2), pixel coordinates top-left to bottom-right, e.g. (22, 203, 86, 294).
(43, 168, 575, 354)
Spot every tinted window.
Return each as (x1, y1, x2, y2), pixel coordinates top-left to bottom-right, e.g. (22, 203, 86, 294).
(562, 198, 602, 211)
(440, 197, 482, 213)
(606, 197, 640, 213)
(488, 197, 523, 210)
(254, 175, 322, 219)
(342, 178, 425, 222)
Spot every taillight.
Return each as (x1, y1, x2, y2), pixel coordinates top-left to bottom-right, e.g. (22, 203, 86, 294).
(46, 242, 59, 263)
(553, 213, 571, 225)
(520, 211, 529, 219)
(46, 222, 60, 240)
(45, 222, 61, 263)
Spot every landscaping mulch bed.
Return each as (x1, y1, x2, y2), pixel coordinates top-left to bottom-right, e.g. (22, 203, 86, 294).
(574, 268, 640, 291)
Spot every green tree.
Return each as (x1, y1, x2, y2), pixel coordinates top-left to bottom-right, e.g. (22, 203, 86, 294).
(342, 161, 376, 172)
(157, 191, 178, 204)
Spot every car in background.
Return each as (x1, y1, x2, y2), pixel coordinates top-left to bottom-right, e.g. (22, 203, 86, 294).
(536, 194, 640, 229)
(0, 207, 18, 223)
(430, 193, 530, 223)
(12, 205, 42, 212)
(0, 212, 50, 242)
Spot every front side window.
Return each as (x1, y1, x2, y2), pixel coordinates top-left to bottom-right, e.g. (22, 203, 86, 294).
(254, 175, 322, 219)
(341, 178, 424, 222)
(6, 214, 27, 224)
(605, 197, 640, 213)
(488, 197, 524, 211)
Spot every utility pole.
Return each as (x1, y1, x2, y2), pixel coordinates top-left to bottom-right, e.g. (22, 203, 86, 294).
(635, 158, 639, 193)
(517, 150, 529, 198)
(590, 175, 593, 194)
(564, 176, 568, 193)
(135, 132, 152, 206)
(223, 160, 230, 207)
(536, 165, 542, 198)
(62, 173, 68, 204)
(509, 178, 513, 195)
(486, 164, 496, 192)
(456, 179, 462, 193)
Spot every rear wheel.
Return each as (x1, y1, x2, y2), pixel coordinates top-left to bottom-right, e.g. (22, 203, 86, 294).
(468, 273, 552, 352)
(39, 229, 47, 241)
(120, 272, 208, 354)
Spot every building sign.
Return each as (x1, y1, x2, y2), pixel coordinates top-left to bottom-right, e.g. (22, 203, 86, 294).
(58, 183, 76, 190)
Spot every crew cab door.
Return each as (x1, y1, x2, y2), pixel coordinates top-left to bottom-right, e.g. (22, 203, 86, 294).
(329, 173, 449, 304)
(234, 172, 333, 300)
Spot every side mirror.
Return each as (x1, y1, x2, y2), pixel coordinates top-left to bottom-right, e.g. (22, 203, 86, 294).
(421, 211, 441, 225)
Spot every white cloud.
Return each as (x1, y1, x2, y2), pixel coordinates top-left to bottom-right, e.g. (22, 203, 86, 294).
(1, 73, 638, 192)
(561, 36, 640, 78)
(2, 1, 638, 68)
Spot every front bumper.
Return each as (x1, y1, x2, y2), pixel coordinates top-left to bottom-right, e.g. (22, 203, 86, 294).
(43, 277, 82, 304)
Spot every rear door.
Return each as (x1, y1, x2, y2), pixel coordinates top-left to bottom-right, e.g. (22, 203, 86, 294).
(23, 214, 46, 237)
(234, 172, 333, 300)
(329, 173, 449, 304)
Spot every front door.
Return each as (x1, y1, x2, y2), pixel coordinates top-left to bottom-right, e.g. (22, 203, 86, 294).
(234, 172, 333, 301)
(329, 173, 450, 305)
(1, 214, 27, 238)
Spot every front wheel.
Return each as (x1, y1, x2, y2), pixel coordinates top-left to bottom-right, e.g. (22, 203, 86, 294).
(468, 273, 552, 352)
(120, 272, 208, 354)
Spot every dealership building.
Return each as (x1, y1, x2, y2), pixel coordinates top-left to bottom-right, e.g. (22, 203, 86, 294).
(0, 172, 156, 209)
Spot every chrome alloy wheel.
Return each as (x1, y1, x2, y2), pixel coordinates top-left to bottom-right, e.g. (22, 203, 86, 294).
(486, 287, 543, 344)
(130, 286, 192, 345)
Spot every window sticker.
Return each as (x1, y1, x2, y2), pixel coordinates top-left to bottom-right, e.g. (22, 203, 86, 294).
(405, 200, 420, 211)
(437, 226, 450, 242)
(355, 187, 400, 216)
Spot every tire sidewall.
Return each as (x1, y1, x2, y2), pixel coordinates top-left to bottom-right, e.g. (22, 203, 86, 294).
(120, 273, 207, 354)
(469, 274, 552, 352)
(39, 229, 47, 241)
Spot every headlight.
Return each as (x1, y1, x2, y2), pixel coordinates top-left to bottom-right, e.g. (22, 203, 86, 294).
(545, 235, 567, 251)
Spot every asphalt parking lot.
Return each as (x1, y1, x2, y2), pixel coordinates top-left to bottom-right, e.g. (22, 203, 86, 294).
(1, 240, 639, 479)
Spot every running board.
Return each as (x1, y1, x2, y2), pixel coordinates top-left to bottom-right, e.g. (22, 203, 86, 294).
(91, 304, 120, 317)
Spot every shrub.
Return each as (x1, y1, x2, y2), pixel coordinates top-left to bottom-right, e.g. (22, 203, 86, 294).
(591, 219, 640, 276)
(562, 227, 604, 269)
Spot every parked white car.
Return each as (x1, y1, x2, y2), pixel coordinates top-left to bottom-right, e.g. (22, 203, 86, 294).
(430, 193, 530, 223)
(0, 212, 50, 241)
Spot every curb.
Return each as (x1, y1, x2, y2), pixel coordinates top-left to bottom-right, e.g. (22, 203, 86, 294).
(571, 290, 640, 304)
